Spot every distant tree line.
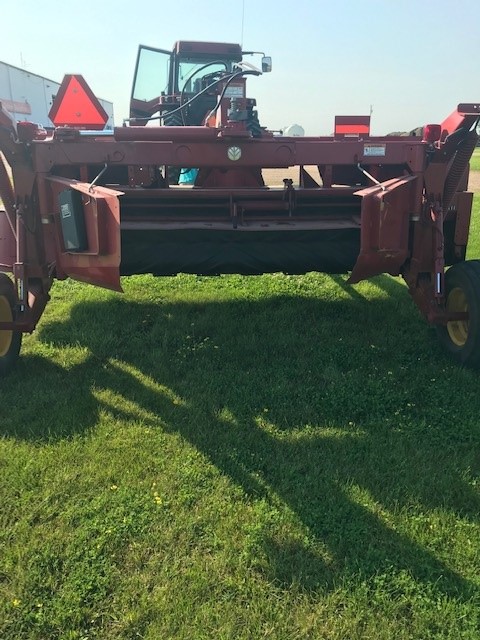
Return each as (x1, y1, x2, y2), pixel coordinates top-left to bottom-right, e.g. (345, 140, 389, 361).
(387, 127, 423, 137)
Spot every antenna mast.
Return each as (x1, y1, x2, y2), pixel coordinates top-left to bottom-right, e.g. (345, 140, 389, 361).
(241, 0, 245, 47)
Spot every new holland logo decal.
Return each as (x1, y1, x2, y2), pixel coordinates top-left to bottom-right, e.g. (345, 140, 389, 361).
(227, 146, 242, 161)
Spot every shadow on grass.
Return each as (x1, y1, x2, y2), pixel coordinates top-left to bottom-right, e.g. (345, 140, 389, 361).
(330, 273, 408, 301)
(3, 281, 480, 599)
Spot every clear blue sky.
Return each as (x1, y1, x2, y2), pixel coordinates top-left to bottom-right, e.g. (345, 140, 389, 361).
(2, 0, 479, 135)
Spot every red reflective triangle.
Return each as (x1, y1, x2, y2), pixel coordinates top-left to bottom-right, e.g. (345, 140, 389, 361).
(49, 75, 109, 129)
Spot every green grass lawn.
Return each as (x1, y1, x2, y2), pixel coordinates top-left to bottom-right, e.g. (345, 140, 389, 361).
(1, 195, 480, 639)
(470, 148, 480, 172)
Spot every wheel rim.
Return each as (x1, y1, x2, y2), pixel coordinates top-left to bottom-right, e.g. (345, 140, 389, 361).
(0, 294, 13, 357)
(446, 287, 469, 347)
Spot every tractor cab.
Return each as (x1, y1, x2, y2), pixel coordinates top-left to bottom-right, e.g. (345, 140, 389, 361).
(129, 41, 270, 128)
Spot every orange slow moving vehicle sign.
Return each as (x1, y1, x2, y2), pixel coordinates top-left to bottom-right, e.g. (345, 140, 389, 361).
(48, 75, 108, 129)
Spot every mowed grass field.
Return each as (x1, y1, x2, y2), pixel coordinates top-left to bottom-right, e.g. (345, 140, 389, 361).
(470, 148, 480, 172)
(1, 161, 480, 638)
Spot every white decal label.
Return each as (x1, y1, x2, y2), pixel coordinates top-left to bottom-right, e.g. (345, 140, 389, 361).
(363, 144, 386, 157)
(61, 203, 71, 219)
(224, 85, 244, 98)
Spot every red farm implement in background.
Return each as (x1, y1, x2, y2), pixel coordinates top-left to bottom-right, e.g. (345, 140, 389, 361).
(0, 40, 479, 375)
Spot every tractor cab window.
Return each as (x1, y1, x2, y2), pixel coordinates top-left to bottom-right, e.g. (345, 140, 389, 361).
(132, 46, 171, 102)
(176, 58, 233, 94)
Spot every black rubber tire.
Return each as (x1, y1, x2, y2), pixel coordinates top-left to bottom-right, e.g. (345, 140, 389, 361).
(0, 273, 22, 376)
(436, 260, 480, 368)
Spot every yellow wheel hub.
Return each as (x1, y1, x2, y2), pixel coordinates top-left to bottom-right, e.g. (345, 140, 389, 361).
(0, 294, 13, 357)
(446, 287, 469, 347)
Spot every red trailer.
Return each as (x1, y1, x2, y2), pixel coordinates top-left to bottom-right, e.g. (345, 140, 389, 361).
(0, 42, 479, 374)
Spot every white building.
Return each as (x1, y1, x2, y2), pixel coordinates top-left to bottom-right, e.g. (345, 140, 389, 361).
(0, 61, 114, 129)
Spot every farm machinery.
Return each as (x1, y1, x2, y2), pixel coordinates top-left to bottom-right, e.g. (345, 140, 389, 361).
(0, 40, 480, 374)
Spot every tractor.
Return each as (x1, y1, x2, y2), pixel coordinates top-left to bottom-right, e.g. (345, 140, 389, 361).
(129, 40, 271, 184)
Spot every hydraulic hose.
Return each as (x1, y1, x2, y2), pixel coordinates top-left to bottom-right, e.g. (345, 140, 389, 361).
(126, 69, 260, 125)
(202, 70, 261, 124)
